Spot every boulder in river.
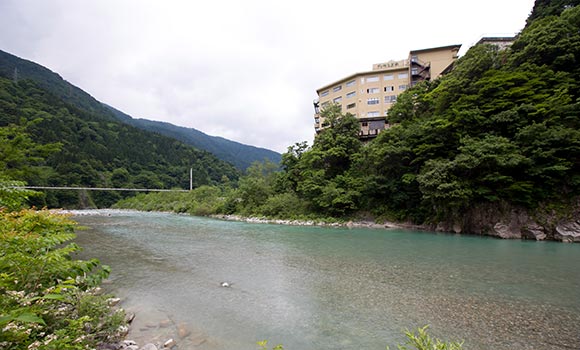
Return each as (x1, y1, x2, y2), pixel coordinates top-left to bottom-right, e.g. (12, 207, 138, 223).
(555, 220, 580, 242)
(177, 323, 191, 338)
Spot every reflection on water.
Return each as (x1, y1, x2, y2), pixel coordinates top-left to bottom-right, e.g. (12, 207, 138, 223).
(72, 210, 580, 350)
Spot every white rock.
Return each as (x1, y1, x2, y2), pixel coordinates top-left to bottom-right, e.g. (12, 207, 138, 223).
(108, 297, 121, 306)
(163, 339, 176, 348)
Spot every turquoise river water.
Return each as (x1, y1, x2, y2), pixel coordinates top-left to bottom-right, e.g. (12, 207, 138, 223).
(71, 210, 580, 350)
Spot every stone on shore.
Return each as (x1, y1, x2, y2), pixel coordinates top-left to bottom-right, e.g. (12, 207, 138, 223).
(108, 297, 122, 306)
(163, 338, 176, 349)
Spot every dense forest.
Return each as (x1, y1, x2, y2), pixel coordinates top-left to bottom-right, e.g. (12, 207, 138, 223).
(116, 1, 580, 240)
(0, 49, 280, 172)
(0, 76, 239, 208)
(106, 105, 281, 171)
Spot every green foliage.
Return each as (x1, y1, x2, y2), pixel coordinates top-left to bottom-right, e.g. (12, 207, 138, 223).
(0, 121, 61, 184)
(388, 326, 463, 350)
(0, 208, 126, 350)
(527, 0, 580, 25)
(0, 71, 239, 208)
(105, 106, 281, 171)
(114, 185, 229, 216)
(257, 340, 284, 350)
(0, 177, 39, 211)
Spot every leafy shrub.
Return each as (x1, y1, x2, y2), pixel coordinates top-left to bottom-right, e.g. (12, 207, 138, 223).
(0, 208, 126, 350)
(389, 325, 463, 350)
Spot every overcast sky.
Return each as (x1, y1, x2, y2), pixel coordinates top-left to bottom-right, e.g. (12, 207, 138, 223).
(0, 0, 535, 153)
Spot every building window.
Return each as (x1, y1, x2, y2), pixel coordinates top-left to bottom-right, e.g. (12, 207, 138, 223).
(385, 95, 397, 103)
(321, 101, 329, 107)
(347, 103, 356, 109)
(346, 91, 356, 98)
(411, 68, 419, 75)
(360, 77, 365, 84)
(333, 85, 342, 92)
(367, 98, 380, 105)
(361, 122, 368, 127)
(384, 86, 394, 92)
(314, 117, 320, 123)
(368, 111, 380, 117)
(346, 80, 356, 87)
(398, 73, 408, 79)
(384, 74, 394, 81)
(333, 96, 342, 103)
(367, 87, 379, 94)
(366, 76, 379, 82)
(411, 55, 418, 63)
(320, 90, 329, 97)
(399, 84, 408, 91)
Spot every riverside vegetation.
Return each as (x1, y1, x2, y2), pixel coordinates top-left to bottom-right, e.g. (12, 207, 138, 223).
(115, 1, 580, 241)
(0, 184, 127, 350)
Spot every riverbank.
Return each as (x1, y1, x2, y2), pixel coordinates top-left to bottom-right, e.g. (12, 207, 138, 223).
(211, 212, 580, 243)
(210, 214, 407, 230)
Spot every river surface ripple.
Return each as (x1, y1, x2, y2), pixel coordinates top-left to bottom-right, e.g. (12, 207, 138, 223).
(71, 210, 580, 350)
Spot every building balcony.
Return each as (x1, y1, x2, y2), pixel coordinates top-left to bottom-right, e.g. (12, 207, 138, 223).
(359, 128, 382, 139)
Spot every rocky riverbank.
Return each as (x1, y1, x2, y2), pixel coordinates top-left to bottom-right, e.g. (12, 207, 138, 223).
(103, 307, 212, 350)
(433, 201, 580, 242)
(212, 206, 580, 243)
(210, 214, 408, 230)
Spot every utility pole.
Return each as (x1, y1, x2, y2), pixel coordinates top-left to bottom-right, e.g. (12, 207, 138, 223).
(190, 168, 193, 191)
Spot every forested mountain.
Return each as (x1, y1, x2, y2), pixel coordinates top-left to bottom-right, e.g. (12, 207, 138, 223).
(119, 0, 580, 241)
(105, 105, 281, 170)
(0, 74, 239, 208)
(0, 50, 280, 170)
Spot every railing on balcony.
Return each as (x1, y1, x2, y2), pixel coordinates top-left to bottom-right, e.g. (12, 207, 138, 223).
(359, 128, 382, 139)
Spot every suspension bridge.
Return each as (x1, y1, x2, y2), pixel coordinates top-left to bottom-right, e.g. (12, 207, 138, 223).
(17, 186, 189, 193)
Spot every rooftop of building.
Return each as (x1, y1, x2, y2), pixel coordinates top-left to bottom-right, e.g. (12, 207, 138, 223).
(316, 65, 409, 93)
(316, 44, 462, 93)
(475, 36, 516, 45)
(409, 44, 461, 54)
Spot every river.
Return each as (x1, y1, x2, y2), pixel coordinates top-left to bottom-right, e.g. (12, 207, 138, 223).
(71, 210, 580, 350)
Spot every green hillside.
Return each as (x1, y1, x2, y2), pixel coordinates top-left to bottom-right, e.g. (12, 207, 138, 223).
(0, 74, 239, 208)
(105, 105, 281, 170)
(0, 49, 280, 171)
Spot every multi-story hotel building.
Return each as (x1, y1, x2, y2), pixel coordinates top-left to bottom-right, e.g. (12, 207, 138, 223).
(313, 44, 461, 139)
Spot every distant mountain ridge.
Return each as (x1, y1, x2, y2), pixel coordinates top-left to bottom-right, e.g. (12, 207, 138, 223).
(0, 49, 281, 170)
(104, 105, 281, 170)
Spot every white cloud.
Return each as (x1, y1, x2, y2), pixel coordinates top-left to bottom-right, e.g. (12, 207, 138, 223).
(0, 0, 535, 152)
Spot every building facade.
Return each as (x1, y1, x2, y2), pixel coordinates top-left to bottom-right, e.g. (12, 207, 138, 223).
(313, 44, 461, 139)
(475, 36, 515, 50)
